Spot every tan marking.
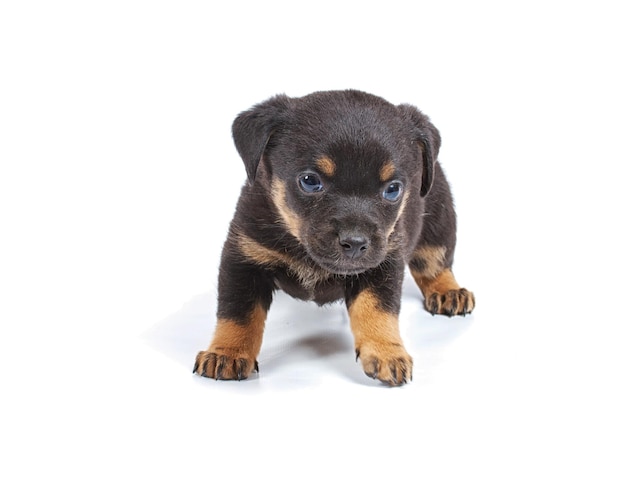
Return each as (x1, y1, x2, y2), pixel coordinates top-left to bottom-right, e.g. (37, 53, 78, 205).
(194, 303, 266, 379)
(237, 232, 331, 290)
(315, 156, 336, 177)
(385, 189, 411, 240)
(379, 160, 395, 181)
(237, 232, 286, 268)
(210, 304, 266, 358)
(412, 267, 459, 297)
(271, 179, 302, 240)
(348, 289, 412, 385)
(410, 245, 447, 279)
(411, 267, 475, 316)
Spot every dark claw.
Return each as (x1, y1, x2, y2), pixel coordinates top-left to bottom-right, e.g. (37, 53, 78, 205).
(370, 359, 379, 380)
(365, 371, 378, 380)
(355, 349, 360, 362)
(389, 364, 398, 385)
(461, 299, 468, 315)
(202, 355, 212, 377)
(429, 294, 442, 315)
(450, 295, 458, 315)
(192, 361, 199, 374)
(235, 358, 246, 381)
(254, 360, 259, 373)
(215, 356, 226, 380)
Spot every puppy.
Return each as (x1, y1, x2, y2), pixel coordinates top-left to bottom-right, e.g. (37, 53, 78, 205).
(194, 89, 474, 386)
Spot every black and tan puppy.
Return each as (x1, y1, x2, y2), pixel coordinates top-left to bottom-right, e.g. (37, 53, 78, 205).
(194, 90, 474, 386)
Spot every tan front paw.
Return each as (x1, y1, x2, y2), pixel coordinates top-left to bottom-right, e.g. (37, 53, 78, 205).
(193, 348, 258, 381)
(356, 342, 413, 386)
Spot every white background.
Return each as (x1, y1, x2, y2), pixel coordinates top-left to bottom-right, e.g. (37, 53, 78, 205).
(1, 1, 625, 485)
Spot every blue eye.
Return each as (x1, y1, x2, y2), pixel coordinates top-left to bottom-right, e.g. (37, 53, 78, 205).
(382, 181, 403, 202)
(298, 173, 324, 193)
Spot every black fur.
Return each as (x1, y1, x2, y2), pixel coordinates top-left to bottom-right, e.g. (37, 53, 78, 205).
(223, 90, 454, 311)
(198, 89, 469, 384)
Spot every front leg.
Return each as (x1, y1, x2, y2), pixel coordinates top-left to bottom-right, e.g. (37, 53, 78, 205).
(194, 240, 274, 380)
(194, 304, 266, 380)
(346, 267, 413, 386)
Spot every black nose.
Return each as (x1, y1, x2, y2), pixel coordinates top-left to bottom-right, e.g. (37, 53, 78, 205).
(339, 234, 370, 259)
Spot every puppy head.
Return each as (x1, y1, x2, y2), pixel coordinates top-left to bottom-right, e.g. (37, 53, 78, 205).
(232, 90, 441, 274)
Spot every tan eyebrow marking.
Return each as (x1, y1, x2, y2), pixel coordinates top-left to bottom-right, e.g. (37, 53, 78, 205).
(380, 161, 395, 181)
(315, 156, 336, 177)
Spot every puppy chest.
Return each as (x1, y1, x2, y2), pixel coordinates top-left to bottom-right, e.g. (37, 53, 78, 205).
(273, 269, 344, 305)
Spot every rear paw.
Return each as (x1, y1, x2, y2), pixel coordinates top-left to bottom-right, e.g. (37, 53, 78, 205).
(193, 349, 258, 381)
(425, 288, 475, 316)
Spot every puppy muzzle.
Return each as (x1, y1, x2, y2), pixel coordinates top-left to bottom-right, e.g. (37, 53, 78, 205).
(303, 214, 387, 275)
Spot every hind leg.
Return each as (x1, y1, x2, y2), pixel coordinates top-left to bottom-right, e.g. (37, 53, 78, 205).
(409, 245, 475, 316)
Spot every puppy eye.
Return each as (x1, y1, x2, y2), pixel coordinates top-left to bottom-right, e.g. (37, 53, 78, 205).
(298, 173, 324, 193)
(382, 181, 403, 202)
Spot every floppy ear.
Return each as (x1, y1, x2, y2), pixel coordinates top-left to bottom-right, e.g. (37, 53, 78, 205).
(232, 94, 291, 183)
(397, 104, 441, 197)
